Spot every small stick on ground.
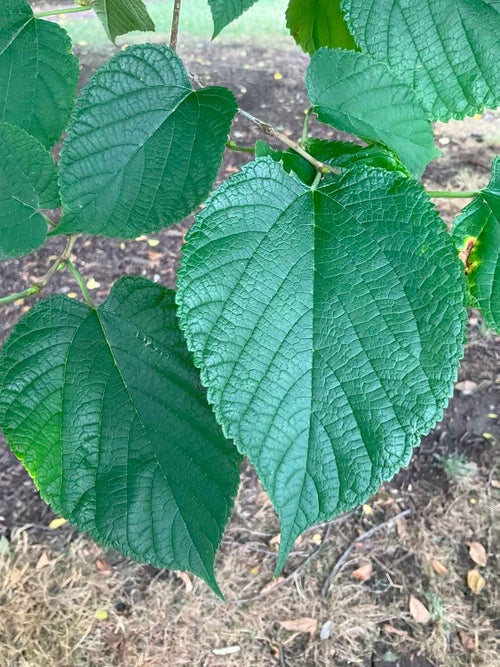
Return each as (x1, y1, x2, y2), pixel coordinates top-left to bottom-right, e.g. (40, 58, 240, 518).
(321, 509, 411, 597)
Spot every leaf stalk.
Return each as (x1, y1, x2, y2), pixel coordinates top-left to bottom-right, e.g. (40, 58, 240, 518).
(35, 5, 93, 18)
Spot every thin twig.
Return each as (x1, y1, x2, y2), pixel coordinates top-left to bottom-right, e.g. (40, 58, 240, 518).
(0, 235, 78, 307)
(238, 109, 340, 175)
(321, 508, 411, 597)
(169, 0, 182, 51)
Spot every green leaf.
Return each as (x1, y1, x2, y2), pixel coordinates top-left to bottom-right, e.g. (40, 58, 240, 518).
(254, 140, 317, 185)
(306, 139, 410, 175)
(177, 158, 466, 569)
(0, 123, 59, 261)
(0, 277, 240, 593)
(55, 45, 237, 239)
(286, 0, 357, 54)
(0, 0, 79, 148)
(342, 0, 500, 121)
(208, 0, 260, 37)
(93, 0, 155, 43)
(306, 48, 440, 178)
(451, 157, 500, 332)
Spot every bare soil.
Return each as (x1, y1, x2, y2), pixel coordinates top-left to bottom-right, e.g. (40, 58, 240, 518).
(0, 42, 499, 667)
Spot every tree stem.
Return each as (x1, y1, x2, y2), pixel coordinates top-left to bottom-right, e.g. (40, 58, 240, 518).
(0, 235, 78, 308)
(35, 5, 93, 18)
(427, 190, 479, 198)
(170, 0, 182, 51)
(238, 109, 340, 175)
(66, 260, 96, 307)
(226, 139, 255, 154)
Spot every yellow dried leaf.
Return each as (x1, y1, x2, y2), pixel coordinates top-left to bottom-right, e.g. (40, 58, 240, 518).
(467, 569, 486, 594)
(409, 595, 431, 624)
(86, 278, 100, 290)
(467, 541, 487, 567)
(351, 562, 373, 581)
(274, 72, 283, 80)
(49, 517, 68, 529)
(279, 617, 317, 634)
(311, 533, 322, 545)
(250, 565, 260, 575)
(147, 239, 160, 247)
(362, 504, 373, 516)
(431, 558, 448, 576)
(94, 609, 109, 620)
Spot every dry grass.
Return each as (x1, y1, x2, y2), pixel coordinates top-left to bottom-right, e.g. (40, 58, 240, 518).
(0, 463, 497, 667)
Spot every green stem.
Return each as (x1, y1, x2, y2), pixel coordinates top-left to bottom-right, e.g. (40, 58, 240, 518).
(226, 139, 254, 154)
(35, 5, 93, 18)
(311, 171, 322, 190)
(427, 190, 479, 198)
(66, 260, 96, 307)
(170, 0, 182, 51)
(301, 107, 312, 146)
(0, 285, 40, 307)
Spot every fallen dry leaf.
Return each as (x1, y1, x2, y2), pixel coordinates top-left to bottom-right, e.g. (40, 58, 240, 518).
(279, 617, 317, 634)
(351, 562, 373, 581)
(260, 576, 285, 594)
(467, 569, 486, 594)
(455, 380, 477, 395)
(431, 558, 448, 576)
(95, 559, 113, 575)
(382, 624, 407, 637)
(490, 478, 500, 489)
(48, 517, 68, 529)
(35, 552, 52, 570)
(174, 571, 193, 593)
(458, 631, 477, 651)
(467, 541, 488, 567)
(396, 516, 408, 539)
(311, 533, 322, 545)
(409, 595, 431, 624)
(320, 620, 334, 640)
(269, 534, 281, 549)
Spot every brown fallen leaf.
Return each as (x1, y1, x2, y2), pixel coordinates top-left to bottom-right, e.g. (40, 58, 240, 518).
(458, 631, 477, 651)
(467, 541, 488, 567)
(95, 558, 113, 575)
(279, 617, 317, 634)
(467, 570, 486, 594)
(431, 558, 448, 576)
(351, 562, 373, 581)
(35, 552, 52, 570)
(409, 595, 431, 624)
(260, 576, 285, 594)
(382, 624, 407, 637)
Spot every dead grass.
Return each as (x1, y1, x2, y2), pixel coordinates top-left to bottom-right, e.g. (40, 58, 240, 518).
(0, 463, 497, 667)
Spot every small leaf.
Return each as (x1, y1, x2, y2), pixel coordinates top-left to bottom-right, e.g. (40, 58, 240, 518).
(279, 617, 317, 634)
(93, 0, 155, 43)
(306, 48, 440, 177)
(467, 542, 487, 567)
(341, 0, 500, 121)
(431, 559, 448, 576)
(177, 159, 466, 570)
(0, 123, 59, 261)
(49, 517, 68, 530)
(0, 277, 241, 593)
(351, 562, 373, 581)
(56, 45, 237, 239)
(208, 0, 259, 37)
(35, 552, 53, 570)
(287, 0, 356, 54)
(94, 609, 109, 621)
(451, 157, 500, 333)
(0, 0, 79, 147)
(306, 139, 410, 176)
(409, 595, 431, 624)
(467, 570, 486, 594)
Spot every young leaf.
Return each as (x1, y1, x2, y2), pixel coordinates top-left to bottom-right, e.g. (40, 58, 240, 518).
(0, 123, 59, 261)
(93, 0, 155, 43)
(451, 158, 500, 332)
(177, 158, 466, 569)
(255, 140, 317, 185)
(306, 48, 440, 177)
(306, 139, 409, 175)
(0, 277, 241, 593)
(55, 45, 237, 239)
(286, 0, 356, 54)
(342, 0, 500, 121)
(208, 0, 260, 38)
(0, 0, 79, 148)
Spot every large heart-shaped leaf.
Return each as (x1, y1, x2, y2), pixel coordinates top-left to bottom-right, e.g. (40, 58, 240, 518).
(0, 0, 79, 147)
(451, 157, 500, 332)
(0, 277, 241, 593)
(306, 48, 440, 177)
(55, 45, 237, 238)
(93, 0, 155, 43)
(208, 0, 260, 37)
(286, 0, 356, 54)
(177, 158, 466, 567)
(0, 123, 59, 261)
(342, 0, 500, 121)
